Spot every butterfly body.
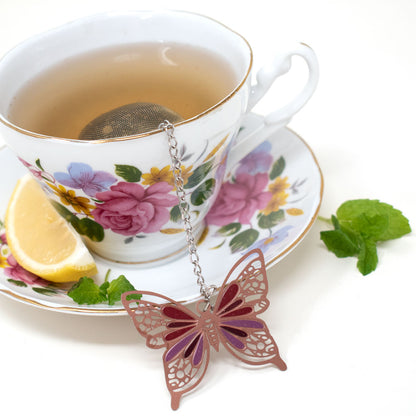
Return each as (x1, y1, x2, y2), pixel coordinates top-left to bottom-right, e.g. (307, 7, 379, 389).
(122, 249, 286, 410)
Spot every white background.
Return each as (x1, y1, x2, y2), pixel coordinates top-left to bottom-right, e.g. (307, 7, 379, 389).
(0, 1, 415, 415)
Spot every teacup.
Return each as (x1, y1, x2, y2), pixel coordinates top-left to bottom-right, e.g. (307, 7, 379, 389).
(0, 10, 318, 264)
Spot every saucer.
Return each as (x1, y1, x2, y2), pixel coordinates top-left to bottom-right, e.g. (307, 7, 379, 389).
(0, 113, 323, 315)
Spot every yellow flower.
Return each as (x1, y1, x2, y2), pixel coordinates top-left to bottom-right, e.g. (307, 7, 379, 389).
(48, 184, 95, 216)
(142, 166, 174, 186)
(261, 176, 290, 215)
(262, 192, 289, 216)
(0, 255, 8, 268)
(268, 176, 290, 195)
(142, 165, 193, 187)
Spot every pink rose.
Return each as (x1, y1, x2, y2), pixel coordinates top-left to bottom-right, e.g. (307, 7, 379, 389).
(205, 173, 272, 226)
(5, 254, 47, 286)
(92, 181, 178, 236)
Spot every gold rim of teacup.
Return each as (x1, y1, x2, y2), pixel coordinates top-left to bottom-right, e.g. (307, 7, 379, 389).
(0, 10, 253, 143)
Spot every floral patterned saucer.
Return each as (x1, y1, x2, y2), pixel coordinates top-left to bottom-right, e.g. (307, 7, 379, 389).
(0, 114, 323, 315)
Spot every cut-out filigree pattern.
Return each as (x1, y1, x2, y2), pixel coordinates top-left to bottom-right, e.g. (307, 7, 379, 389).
(122, 249, 286, 410)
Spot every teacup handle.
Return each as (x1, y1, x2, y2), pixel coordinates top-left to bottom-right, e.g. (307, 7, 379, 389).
(227, 42, 319, 168)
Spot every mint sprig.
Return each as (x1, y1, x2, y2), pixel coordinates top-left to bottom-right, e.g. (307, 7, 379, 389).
(320, 199, 411, 275)
(68, 272, 141, 305)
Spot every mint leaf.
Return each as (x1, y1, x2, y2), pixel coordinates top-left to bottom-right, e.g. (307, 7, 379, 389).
(107, 275, 138, 305)
(67, 274, 140, 305)
(68, 277, 108, 305)
(320, 229, 360, 258)
(357, 239, 378, 276)
(336, 199, 411, 241)
(320, 199, 411, 275)
(349, 213, 389, 241)
(99, 281, 110, 296)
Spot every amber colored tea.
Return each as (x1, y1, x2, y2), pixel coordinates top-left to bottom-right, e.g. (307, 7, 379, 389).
(7, 42, 237, 139)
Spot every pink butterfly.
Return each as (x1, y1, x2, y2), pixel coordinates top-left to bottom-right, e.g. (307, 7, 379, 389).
(121, 249, 287, 410)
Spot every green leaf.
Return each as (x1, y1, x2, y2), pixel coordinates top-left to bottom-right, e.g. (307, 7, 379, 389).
(67, 277, 107, 305)
(350, 213, 389, 241)
(337, 199, 411, 241)
(229, 229, 259, 253)
(357, 239, 378, 276)
(320, 199, 411, 276)
(125, 293, 142, 301)
(170, 204, 187, 223)
(67, 274, 139, 305)
(107, 275, 138, 305)
(258, 210, 285, 229)
(50, 200, 78, 223)
(217, 223, 242, 236)
(51, 203, 104, 241)
(7, 279, 27, 287)
(269, 156, 286, 180)
(320, 229, 361, 258)
(210, 239, 226, 250)
(115, 164, 142, 182)
(184, 161, 213, 189)
(73, 218, 105, 242)
(99, 281, 110, 296)
(190, 178, 215, 206)
(32, 287, 58, 296)
(331, 215, 341, 229)
(35, 158, 44, 171)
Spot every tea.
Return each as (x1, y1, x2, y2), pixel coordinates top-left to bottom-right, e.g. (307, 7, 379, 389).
(7, 42, 237, 139)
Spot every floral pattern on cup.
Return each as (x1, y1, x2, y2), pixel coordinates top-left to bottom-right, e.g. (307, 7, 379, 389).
(17, 136, 227, 244)
(204, 141, 306, 254)
(16, 137, 306, 258)
(92, 181, 178, 236)
(54, 162, 117, 197)
(0, 136, 310, 299)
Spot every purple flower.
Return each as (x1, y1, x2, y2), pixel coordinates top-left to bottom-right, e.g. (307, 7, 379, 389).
(235, 141, 273, 176)
(0, 232, 7, 245)
(92, 181, 178, 236)
(4, 254, 47, 286)
(54, 163, 117, 197)
(249, 225, 293, 255)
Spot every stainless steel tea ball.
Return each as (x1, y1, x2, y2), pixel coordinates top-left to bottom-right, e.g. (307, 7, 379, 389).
(79, 102, 184, 139)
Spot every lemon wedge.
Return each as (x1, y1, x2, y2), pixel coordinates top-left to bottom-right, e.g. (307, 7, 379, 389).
(5, 174, 97, 282)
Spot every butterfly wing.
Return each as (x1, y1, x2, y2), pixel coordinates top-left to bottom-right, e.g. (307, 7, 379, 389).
(122, 290, 210, 410)
(213, 249, 287, 370)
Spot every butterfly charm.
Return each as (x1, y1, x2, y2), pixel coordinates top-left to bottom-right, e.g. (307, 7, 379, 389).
(121, 248, 287, 410)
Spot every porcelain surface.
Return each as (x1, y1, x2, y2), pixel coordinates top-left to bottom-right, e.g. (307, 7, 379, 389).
(0, 117, 323, 315)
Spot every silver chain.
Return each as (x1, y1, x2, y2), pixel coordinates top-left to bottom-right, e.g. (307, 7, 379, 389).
(160, 121, 216, 305)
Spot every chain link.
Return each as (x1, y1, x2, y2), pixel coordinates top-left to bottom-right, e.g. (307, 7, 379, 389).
(159, 121, 216, 305)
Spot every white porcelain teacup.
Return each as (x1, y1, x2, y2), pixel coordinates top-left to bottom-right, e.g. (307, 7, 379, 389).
(0, 10, 318, 264)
